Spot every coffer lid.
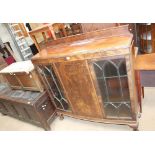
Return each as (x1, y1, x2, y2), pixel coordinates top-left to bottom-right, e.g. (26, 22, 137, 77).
(0, 60, 34, 74)
(7, 90, 40, 101)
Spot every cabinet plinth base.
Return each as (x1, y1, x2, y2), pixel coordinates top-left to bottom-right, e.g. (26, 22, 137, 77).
(57, 111, 139, 131)
(44, 126, 51, 131)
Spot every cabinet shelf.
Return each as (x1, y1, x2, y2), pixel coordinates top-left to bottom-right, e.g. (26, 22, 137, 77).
(104, 101, 130, 104)
(97, 75, 127, 79)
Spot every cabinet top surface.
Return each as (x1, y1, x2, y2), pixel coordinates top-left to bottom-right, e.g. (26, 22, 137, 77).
(32, 35, 132, 60)
(134, 53, 155, 70)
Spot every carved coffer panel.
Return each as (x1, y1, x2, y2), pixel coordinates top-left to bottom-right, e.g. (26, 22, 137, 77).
(55, 60, 103, 118)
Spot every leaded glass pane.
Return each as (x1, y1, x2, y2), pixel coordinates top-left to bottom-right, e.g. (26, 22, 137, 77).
(118, 103, 132, 118)
(120, 77, 130, 101)
(105, 104, 118, 117)
(54, 98, 63, 109)
(106, 77, 122, 102)
(103, 61, 118, 77)
(93, 58, 132, 119)
(37, 65, 70, 111)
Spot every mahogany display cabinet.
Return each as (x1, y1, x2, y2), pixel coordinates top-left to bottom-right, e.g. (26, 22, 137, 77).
(0, 83, 56, 130)
(31, 25, 140, 130)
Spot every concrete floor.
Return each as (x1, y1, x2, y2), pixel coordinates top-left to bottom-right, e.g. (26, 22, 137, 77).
(0, 87, 155, 131)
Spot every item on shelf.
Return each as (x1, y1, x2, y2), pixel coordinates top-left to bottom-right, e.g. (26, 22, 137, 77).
(32, 25, 139, 130)
(70, 23, 82, 35)
(0, 60, 44, 92)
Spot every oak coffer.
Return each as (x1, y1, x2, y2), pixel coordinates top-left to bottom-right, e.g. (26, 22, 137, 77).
(31, 25, 139, 130)
(0, 83, 56, 130)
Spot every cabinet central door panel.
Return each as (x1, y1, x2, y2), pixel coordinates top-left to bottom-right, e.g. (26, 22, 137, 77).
(55, 61, 103, 118)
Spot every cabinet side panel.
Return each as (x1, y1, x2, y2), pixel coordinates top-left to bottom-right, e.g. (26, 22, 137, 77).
(129, 45, 139, 116)
(125, 53, 138, 120)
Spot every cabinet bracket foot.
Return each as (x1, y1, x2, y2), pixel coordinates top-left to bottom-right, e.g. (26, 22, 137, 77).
(129, 123, 139, 131)
(1, 113, 7, 116)
(59, 114, 64, 120)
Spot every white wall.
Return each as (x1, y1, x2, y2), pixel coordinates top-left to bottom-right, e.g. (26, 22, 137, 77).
(0, 23, 22, 61)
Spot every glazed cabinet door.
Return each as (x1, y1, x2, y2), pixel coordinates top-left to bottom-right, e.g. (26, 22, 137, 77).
(90, 56, 134, 120)
(36, 65, 71, 112)
(55, 60, 103, 118)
